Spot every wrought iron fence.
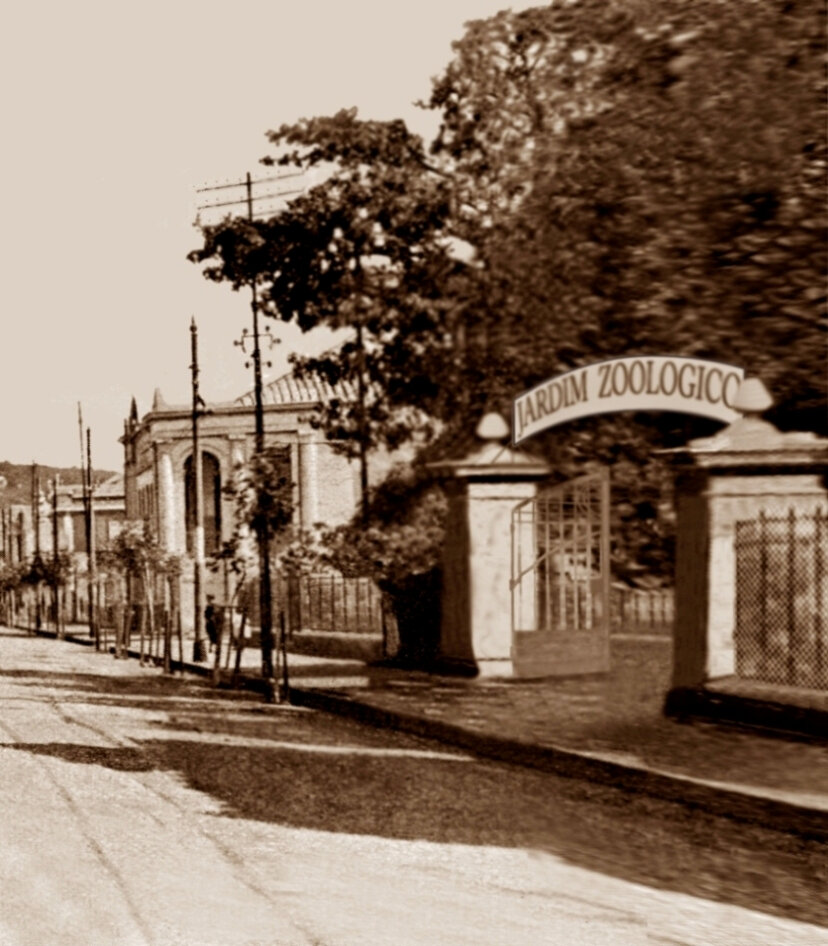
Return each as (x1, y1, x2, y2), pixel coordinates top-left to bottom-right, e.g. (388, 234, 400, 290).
(610, 584, 674, 635)
(280, 572, 386, 638)
(735, 506, 828, 689)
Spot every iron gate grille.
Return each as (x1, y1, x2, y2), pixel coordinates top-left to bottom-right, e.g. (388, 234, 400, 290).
(511, 470, 610, 635)
(735, 506, 828, 689)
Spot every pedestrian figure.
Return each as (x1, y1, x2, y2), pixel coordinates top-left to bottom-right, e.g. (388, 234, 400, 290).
(205, 595, 219, 651)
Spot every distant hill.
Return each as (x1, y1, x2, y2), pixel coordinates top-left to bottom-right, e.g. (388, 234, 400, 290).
(0, 462, 119, 506)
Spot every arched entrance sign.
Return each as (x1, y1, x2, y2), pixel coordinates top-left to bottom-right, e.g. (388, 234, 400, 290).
(513, 356, 745, 445)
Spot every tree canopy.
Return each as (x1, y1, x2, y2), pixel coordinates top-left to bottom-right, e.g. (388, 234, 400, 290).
(190, 0, 826, 576)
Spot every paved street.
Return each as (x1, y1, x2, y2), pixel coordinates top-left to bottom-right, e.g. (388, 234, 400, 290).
(0, 629, 826, 946)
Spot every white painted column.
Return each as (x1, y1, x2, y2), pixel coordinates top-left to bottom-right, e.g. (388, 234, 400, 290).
(466, 480, 540, 668)
(156, 446, 176, 553)
(61, 512, 74, 553)
(299, 433, 319, 528)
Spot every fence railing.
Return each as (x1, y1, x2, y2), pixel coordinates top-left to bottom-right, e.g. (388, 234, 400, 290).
(281, 573, 675, 640)
(4, 567, 678, 662)
(279, 572, 387, 638)
(5, 574, 186, 668)
(610, 583, 674, 635)
(735, 506, 827, 689)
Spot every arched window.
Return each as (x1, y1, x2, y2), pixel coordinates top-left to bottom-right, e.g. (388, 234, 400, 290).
(184, 452, 222, 555)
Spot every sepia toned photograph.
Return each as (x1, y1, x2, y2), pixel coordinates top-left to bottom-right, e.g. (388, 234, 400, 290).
(0, 1, 826, 943)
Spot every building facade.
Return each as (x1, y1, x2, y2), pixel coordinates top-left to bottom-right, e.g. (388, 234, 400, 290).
(121, 370, 365, 566)
(1, 476, 125, 566)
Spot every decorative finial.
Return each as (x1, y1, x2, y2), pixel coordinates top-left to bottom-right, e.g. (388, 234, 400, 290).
(476, 412, 510, 441)
(732, 377, 773, 416)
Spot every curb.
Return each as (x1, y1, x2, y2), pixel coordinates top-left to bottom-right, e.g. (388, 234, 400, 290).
(288, 685, 828, 843)
(665, 686, 828, 745)
(27, 628, 97, 648)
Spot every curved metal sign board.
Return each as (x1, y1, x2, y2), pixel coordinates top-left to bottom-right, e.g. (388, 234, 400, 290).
(513, 356, 745, 445)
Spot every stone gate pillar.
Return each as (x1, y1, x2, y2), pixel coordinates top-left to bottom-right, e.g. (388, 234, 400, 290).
(667, 379, 828, 692)
(428, 414, 550, 677)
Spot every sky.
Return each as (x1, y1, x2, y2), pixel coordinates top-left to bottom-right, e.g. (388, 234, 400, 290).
(0, 0, 538, 472)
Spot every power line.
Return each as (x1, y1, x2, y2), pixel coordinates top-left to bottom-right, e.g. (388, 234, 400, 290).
(196, 187, 304, 213)
(195, 171, 303, 194)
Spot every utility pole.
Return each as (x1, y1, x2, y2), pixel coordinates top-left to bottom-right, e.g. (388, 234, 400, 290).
(31, 463, 42, 632)
(354, 312, 370, 525)
(190, 317, 207, 663)
(197, 170, 302, 702)
(245, 172, 276, 698)
(51, 475, 62, 637)
(87, 427, 98, 649)
(78, 405, 97, 647)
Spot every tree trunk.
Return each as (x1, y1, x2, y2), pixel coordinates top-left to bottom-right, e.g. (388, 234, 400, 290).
(143, 566, 156, 665)
(380, 569, 442, 668)
(163, 576, 172, 674)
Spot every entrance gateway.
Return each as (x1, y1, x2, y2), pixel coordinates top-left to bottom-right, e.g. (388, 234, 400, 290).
(509, 356, 744, 678)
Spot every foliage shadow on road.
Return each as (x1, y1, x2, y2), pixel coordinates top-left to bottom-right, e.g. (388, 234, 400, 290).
(3, 663, 827, 928)
(7, 696, 826, 929)
(2, 742, 153, 771)
(145, 735, 828, 929)
(0, 667, 261, 703)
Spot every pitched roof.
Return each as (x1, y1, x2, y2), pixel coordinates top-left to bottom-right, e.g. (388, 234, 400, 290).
(62, 473, 124, 500)
(234, 367, 357, 408)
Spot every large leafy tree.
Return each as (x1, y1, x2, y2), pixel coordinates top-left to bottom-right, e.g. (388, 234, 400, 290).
(191, 0, 825, 576)
(191, 113, 476, 455)
(427, 0, 826, 576)
(482, 0, 826, 430)
(428, 0, 825, 419)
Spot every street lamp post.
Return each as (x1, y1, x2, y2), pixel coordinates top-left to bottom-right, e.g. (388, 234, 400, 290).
(190, 318, 208, 663)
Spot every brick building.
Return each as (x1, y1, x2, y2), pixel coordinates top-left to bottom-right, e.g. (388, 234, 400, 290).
(120, 367, 382, 617)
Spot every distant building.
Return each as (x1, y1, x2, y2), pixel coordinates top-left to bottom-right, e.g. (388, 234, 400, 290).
(55, 476, 126, 555)
(120, 367, 388, 622)
(0, 476, 125, 565)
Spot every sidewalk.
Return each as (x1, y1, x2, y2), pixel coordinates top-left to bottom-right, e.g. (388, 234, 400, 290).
(32, 623, 828, 840)
(284, 637, 828, 838)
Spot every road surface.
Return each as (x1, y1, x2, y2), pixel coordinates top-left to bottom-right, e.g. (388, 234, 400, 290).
(0, 628, 825, 945)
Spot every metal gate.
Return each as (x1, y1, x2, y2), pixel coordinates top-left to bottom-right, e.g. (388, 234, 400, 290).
(510, 470, 611, 677)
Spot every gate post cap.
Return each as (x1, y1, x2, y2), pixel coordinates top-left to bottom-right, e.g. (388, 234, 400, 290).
(427, 410, 551, 480)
